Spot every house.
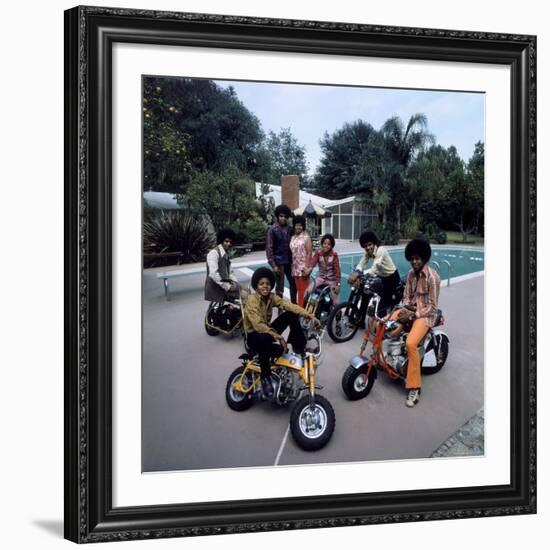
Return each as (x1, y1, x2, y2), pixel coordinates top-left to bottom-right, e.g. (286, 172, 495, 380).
(255, 182, 377, 241)
(143, 181, 377, 242)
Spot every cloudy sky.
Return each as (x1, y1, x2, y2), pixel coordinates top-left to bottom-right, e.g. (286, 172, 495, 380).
(216, 79, 484, 176)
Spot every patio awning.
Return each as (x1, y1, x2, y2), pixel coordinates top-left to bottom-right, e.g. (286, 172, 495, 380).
(293, 199, 332, 218)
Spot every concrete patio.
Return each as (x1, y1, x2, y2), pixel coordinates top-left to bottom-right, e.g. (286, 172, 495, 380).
(142, 242, 484, 472)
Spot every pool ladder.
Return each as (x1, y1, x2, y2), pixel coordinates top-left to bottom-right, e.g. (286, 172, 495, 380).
(431, 260, 452, 287)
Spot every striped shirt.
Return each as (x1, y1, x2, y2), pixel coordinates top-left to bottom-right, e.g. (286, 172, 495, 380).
(403, 264, 441, 328)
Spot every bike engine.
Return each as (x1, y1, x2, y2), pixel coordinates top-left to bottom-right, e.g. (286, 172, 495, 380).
(272, 367, 300, 405)
(385, 338, 407, 375)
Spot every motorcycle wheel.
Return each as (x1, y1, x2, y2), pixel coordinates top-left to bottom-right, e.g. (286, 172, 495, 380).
(421, 334, 449, 375)
(290, 394, 335, 451)
(225, 367, 256, 411)
(204, 304, 219, 336)
(341, 364, 376, 400)
(326, 302, 360, 343)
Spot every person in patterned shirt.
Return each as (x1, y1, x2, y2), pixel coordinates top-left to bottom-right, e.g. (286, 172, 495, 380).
(389, 238, 441, 408)
(305, 234, 341, 304)
(289, 215, 313, 307)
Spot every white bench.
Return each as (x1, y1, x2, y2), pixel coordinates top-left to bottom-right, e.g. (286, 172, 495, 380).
(156, 267, 207, 299)
(156, 259, 268, 299)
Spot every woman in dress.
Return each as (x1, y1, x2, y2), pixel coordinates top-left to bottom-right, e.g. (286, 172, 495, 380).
(289, 215, 312, 307)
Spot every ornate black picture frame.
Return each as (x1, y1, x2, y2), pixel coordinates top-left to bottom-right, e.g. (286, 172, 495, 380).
(64, 5, 536, 543)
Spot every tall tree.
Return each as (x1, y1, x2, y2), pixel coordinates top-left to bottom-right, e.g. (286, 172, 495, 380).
(184, 166, 272, 242)
(263, 128, 309, 186)
(434, 143, 483, 242)
(465, 141, 485, 235)
(143, 80, 192, 193)
(381, 113, 434, 231)
(408, 145, 445, 227)
(314, 121, 383, 199)
(143, 78, 264, 192)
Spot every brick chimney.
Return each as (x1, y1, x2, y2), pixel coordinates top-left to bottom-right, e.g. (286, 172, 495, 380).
(280, 175, 300, 211)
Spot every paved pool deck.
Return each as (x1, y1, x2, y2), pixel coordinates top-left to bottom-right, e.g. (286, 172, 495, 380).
(142, 251, 485, 472)
(148, 240, 484, 299)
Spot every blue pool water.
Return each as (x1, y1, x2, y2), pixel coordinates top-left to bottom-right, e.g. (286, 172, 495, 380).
(251, 246, 484, 300)
(338, 247, 484, 279)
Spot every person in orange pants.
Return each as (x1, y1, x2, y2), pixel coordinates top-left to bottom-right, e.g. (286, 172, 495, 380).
(390, 238, 441, 407)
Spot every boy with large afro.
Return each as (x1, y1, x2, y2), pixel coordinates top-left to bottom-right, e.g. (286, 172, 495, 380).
(389, 238, 441, 408)
(204, 227, 240, 302)
(265, 204, 297, 303)
(243, 266, 320, 399)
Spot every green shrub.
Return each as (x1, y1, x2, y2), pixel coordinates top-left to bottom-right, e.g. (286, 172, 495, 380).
(403, 214, 422, 239)
(143, 210, 214, 264)
(424, 222, 447, 244)
(435, 231, 447, 244)
(367, 221, 400, 245)
(237, 214, 268, 244)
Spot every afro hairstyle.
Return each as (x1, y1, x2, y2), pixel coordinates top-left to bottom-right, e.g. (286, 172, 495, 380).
(405, 238, 432, 264)
(274, 204, 292, 218)
(320, 233, 335, 249)
(359, 230, 380, 247)
(293, 214, 306, 228)
(216, 227, 237, 245)
(251, 267, 276, 290)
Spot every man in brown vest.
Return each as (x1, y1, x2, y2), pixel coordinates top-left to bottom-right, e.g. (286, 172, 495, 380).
(204, 228, 240, 302)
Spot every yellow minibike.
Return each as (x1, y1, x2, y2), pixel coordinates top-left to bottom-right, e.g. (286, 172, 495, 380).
(225, 345, 335, 451)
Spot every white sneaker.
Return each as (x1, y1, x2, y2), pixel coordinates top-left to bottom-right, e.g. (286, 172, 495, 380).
(406, 388, 421, 408)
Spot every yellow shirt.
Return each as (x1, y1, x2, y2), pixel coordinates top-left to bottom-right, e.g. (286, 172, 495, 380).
(243, 292, 308, 339)
(356, 245, 396, 277)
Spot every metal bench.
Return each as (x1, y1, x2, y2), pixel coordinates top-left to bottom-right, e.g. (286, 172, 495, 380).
(232, 243, 253, 257)
(156, 267, 205, 299)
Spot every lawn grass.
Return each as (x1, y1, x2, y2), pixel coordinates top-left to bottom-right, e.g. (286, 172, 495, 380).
(445, 230, 484, 245)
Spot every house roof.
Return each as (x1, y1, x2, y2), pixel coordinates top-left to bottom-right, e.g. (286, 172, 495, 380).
(143, 185, 356, 211)
(143, 191, 181, 210)
(255, 182, 354, 208)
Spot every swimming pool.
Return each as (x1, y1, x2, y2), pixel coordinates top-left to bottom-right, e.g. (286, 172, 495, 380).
(339, 247, 484, 279)
(233, 246, 484, 300)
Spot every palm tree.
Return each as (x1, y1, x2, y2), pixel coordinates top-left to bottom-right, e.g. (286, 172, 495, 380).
(372, 187, 391, 225)
(381, 113, 434, 231)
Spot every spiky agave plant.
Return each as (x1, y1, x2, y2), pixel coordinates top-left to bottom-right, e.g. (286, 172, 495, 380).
(143, 210, 214, 263)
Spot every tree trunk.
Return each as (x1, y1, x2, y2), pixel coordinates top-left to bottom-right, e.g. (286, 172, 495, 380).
(396, 205, 401, 233)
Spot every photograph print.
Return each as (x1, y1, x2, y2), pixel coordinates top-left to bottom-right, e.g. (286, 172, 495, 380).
(141, 75, 485, 472)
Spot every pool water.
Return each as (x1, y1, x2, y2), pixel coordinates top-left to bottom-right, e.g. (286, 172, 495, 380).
(335, 247, 484, 299)
(251, 246, 484, 300)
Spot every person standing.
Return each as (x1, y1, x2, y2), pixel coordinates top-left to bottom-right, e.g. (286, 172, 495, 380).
(266, 204, 297, 303)
(289, 215, 312, 307)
